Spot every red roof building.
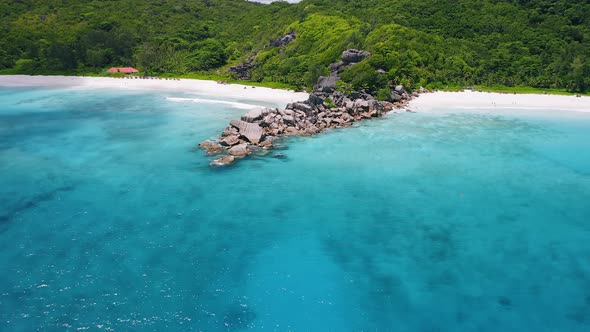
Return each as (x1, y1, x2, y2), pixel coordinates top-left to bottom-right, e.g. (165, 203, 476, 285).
(107, 67, 139, 74)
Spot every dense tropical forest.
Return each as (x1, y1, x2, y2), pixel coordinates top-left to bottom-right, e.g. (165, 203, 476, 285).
(0, 0, 589, 92)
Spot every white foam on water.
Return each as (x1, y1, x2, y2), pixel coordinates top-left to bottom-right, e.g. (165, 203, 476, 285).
(166, 97, 262, 110)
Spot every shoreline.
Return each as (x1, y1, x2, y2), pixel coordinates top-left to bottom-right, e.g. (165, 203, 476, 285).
(2, 75, 588, 113)
(410, 90, 590, 113)
(0, 75, 309, 107)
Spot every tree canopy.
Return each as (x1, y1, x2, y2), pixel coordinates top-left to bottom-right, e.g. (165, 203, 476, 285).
(1, 0, 588, 92)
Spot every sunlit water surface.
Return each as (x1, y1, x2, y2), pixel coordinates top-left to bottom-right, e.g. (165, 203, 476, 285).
(1, 87, 589, 331)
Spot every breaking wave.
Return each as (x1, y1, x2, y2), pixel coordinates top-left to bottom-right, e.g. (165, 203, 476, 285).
(166, 97, 262, 110)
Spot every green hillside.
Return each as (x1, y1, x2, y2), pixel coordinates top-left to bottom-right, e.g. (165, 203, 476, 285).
(0, 0, 588, 92)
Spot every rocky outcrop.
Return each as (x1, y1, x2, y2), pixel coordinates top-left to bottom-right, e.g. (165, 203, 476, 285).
(329, 61, 347, 74)
(341, 49, 371, 64)
(228, 55, 256, 80)
(228, 32, 295, 80)
(314, 49, 372, 94)
(204, 48, 429, 167)
(229, 120, 264, 144)
(307, 93, 324, 106)
(202, 84, 422, 167)
(268, 32, 295, 48)
(241, 107, 271, 123)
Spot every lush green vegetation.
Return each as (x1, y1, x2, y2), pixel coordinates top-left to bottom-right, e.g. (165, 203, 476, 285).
(1, 0, 589, 92)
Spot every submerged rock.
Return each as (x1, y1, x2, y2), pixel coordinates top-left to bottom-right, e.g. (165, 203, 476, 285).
(228, 143, 249, 157)
(206, 144, 224, 155)
(220, 135, 240, 147)
(199, 140, 215, 149)
(200, 140, 224, 154)
(210, 155, 235, 167)
(273, 153, 287, 159)
(259, 139, 273, 148)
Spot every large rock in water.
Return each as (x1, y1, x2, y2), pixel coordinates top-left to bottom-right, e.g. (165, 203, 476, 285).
(241, 107, 271, 123)
(342, 49, 371, 64)
(230, 120, 264, 144)
(220, 135, 240, 147)
(199, 140, 215, 149)
(228, 143, 249, 157)
(206, 144, 223, 155)
(210, 155, 235, 167)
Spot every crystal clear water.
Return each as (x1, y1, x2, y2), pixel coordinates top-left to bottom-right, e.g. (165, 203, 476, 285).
(1, 86, 589, 332)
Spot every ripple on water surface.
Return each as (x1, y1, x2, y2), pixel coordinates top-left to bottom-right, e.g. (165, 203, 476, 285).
(0, 87, 589, 331)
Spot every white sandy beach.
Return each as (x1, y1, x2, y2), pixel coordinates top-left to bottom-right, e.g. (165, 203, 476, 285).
(410, 90, 590, 113)
(0, 75, 309, 106)
(1, 75, 589, 113)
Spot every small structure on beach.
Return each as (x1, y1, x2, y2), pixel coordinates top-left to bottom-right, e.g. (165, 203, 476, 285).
(107, 67, 139, 74)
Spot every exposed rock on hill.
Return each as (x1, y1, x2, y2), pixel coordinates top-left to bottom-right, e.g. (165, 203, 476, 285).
(314, 49, 372, 94)
(227, 55, 256, 80)
(268, 31, 296, 48)
(341, 49, 371, 64)
(228, 32, 296, 80)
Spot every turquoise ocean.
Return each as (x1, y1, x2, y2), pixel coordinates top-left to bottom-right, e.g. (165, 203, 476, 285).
(1, 86, 589, 331)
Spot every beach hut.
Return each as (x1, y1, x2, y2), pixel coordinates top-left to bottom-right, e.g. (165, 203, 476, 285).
(107, 67, 139, 74)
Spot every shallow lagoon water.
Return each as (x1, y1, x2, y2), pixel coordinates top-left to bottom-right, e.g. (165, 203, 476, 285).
(1, 87, 589, 331)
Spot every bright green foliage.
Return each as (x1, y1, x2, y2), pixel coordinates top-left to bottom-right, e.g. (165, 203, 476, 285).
(324, 97, 335, 108)
(0, 0, 589, 92)
(340, 61, 388, 93)
(570, 56, 589, 92)
(300, 0, 590, 92)
(250, 14, 361, 88)
(376, 88, 392, 101)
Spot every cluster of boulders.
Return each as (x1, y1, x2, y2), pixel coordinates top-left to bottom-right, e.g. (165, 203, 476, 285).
(200, 92, 417, 167)
(202, 49, 425, 166)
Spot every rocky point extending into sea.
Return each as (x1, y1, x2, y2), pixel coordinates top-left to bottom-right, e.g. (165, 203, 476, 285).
(200, 49, 426, 167)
